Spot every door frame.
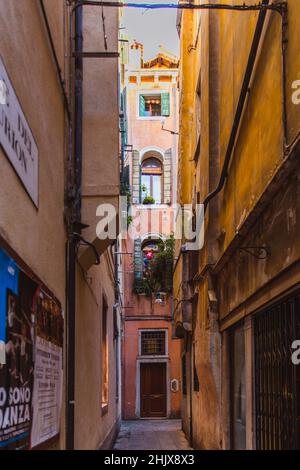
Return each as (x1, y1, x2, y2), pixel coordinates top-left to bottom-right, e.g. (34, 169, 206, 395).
(136, 358, 170, 418)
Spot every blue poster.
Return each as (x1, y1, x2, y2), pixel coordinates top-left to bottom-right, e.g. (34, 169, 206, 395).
(0, 248, 19, 364)
(0, 249, 37, 450)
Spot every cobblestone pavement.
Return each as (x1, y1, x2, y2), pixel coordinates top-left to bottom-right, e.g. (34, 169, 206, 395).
(113, 420, 192, 451)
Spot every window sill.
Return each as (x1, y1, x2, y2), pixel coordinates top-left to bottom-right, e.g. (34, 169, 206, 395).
(137, 355, 169, 360)
(135, 204, 169, 210)
(101, 403, 108, 416)
(137, 116, 166, 121)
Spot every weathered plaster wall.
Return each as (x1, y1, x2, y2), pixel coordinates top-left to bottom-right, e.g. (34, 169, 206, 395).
(0, 1, 67, 448)
(74, 5, 121, 449)
(81, 5, 119, 248)
(177, 0, 300, 451)
(177, 8, 223, 450)
(75, 253, 121, 449)
(0, 0, 66, 303)
(216, 0, 300, 318)
(218, 168, 300, 319)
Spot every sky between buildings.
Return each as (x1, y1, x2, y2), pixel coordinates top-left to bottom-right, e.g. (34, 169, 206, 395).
(122, 0, 180, 60)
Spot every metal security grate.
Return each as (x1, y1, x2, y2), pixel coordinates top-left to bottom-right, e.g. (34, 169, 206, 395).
(254, 291, 300, 450)
(141, 330, 166, 356)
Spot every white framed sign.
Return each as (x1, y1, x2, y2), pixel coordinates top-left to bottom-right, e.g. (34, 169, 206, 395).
(0, 56, 38, 207)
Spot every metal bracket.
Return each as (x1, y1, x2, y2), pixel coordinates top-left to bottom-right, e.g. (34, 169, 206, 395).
(161, 124, 179, 135)
(273, 2, 288, 16)
(239, 246, 271, 260)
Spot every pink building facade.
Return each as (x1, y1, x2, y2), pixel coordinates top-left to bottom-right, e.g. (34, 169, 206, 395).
(120, 46, 181, 419)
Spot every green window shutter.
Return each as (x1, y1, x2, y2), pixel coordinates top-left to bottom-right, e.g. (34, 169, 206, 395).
(134, 239, 144, 293)
(120, 41, 129, 65)
(123, 88, 127, 146)
(121, 164, 130, 196)
(139, 94, 145, 116)
(161, 93, 170, 116)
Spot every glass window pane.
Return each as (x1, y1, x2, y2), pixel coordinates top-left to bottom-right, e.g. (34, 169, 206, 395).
(141, 174, 150, 199)
(142, 158, 161, 169)
(143, 95, 161, 117)
(152, 175, 161, 203)
(141, 331, 166, 355)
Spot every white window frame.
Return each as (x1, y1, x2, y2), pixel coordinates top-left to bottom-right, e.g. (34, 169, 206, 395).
(138, 328, 168, 357)
(136, 90, 168, 121)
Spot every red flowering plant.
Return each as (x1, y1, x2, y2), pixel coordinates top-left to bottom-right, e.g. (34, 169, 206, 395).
(141, 235, 174, 296)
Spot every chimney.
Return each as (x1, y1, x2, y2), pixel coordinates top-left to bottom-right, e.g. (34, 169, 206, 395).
(129, 40, 144, 68)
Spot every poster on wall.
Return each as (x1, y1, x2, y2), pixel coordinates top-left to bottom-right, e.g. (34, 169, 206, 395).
(0, 247, 63, 450)
(30, 290, 63, 448)
(0, 248, 37, 450)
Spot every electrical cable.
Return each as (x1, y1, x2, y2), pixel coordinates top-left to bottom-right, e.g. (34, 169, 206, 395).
(70, 1, 283, 13)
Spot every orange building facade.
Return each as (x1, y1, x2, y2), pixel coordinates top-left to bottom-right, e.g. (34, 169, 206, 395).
(120, 45, 181, 420)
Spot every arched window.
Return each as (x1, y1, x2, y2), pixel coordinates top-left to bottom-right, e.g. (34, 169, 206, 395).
(141, 157, 162, 204)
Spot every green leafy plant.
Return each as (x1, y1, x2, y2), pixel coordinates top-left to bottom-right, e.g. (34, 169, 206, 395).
(127, 215, 133, 227)
(140, 234, 175, 296)
(120, 168, 132, 227)
(142, 195, 156, 205)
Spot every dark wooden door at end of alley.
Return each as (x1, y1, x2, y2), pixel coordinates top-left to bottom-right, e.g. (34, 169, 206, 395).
(140, 363, 167, 418)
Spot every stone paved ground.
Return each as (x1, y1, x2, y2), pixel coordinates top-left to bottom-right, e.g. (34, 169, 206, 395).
(113, 420, 192, 451)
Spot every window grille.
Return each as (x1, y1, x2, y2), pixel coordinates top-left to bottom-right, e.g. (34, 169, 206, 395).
(140, 330, 166, 356)
(254, 291, 300, 450)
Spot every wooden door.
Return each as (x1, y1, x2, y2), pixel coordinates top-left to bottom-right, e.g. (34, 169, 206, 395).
(140, 363, 167, 418)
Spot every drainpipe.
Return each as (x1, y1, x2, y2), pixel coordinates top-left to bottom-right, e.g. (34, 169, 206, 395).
(203, 0, 270, 213)
(66, 0, 83, 451)
(74, 4, 84, 226)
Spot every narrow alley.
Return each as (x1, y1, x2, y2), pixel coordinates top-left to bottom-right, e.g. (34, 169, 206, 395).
(0, 0, 300, 458)
(113, 421, 191, 451)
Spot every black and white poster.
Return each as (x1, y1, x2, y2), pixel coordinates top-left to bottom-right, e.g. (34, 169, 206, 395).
(31, 290, 63, 448)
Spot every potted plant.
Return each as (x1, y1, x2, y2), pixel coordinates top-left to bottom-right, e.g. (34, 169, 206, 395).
(142, 195, 155, 205)
(140, 184, 155, 205)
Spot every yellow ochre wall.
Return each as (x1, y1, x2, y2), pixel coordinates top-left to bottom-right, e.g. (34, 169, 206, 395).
(176, 0, 300, 450)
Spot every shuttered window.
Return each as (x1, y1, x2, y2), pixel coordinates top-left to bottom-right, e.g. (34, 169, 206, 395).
(138, 93, 170, 117)
(133, 238, 143, 293)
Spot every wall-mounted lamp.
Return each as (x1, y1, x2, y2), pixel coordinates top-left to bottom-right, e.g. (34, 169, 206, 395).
(73, 232, 100, 266)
